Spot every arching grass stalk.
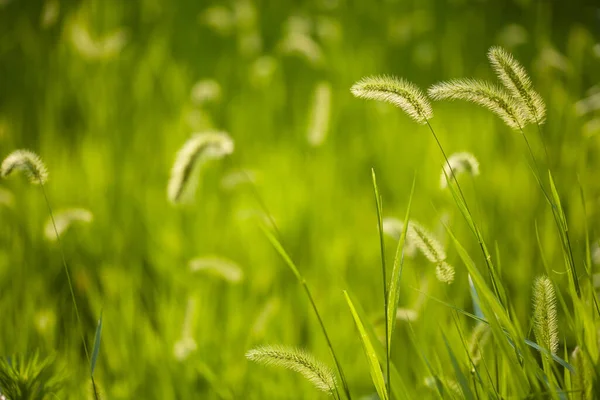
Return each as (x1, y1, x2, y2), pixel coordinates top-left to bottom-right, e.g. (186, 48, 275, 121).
(487, 45, 579, 298)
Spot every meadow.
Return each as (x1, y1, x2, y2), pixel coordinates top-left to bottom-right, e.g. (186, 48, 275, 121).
(1, 0, 600, 398)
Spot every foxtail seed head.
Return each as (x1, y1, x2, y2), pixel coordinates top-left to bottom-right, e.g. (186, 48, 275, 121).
(1, 149, 48, 185)
(246, 345, 337, 394)
(488, 46, 546, 124)
(167, 132, 234, 204)
(351, 75, 433, 124)
(428, 79, 527, 130)
(532, 275, 559, 355)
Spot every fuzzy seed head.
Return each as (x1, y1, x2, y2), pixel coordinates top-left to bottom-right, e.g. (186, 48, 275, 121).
(246, 345, 337, 394)
(488, 46, 546, 124)
(435, 261, 455, 284)
(351, 75, 433, 124)
(307, 81, 332, 147)
(532, 276, 559, 355)
(395, 308, 418, 322)
(189, 256, 243, 283)
(428, 79, 527, 130)
(44, 208, 93, 241)
(468, 322, 491, 368)
(1, 149, 48, 185)
(408, 221, 446, 264)
(571, 346, 594, 399)
(440, 152, 480, 189)
(167, 132, 234, 204)
(382, 217, 417, 257)
(408, 221, 454, 284)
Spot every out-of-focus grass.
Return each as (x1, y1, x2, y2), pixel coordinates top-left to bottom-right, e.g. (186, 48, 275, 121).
(1, 0, 599, 398)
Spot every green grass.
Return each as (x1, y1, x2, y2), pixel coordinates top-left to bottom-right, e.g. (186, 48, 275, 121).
(1, 0, 600, 398)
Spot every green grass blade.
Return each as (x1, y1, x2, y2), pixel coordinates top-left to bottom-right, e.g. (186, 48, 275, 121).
(260, 224, 302, 281)
(387, 177, 415, 366)
(345, 289, 407, 399)
(344, 290, 389, 400)
(548, 171, 580, 298)
(371, 168, 391, 396)
(91, 310, 103, 376)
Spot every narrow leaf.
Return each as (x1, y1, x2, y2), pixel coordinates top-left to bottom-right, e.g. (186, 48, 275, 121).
(344, 290, 389, 400)
(91, 310, 103, 376)
(387, 177, 415, 358)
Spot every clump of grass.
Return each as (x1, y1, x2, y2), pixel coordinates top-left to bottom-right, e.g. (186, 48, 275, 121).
(43, 208, 93, 241)
(246, 345, 337, 395)
(351, 75, 433, 124)
(532, 275, 559, 355)
(408, 221, 455, 284)
(440, 152, 480, 189)
(428, 79, 526, 130)
(1, 149, 48, 184)
(488, 46, 546, 124)
(1, 149, 99, 399)
(0, 352, 64, 399)
(167, 132, 234, 204)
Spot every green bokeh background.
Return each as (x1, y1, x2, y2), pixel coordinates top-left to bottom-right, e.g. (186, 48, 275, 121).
(1, 0, 599, 398)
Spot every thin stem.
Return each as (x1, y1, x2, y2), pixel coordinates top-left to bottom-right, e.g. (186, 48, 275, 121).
(535, 121, 550, 167)
(302, 281, 350, 400)
(39, 182, 91, 364)
(424, 120, 504, 305)
(228, 156, 282, 239)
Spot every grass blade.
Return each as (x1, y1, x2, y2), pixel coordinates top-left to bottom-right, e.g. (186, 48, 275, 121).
(91, 310, 103, 376)
(344, 290, 389, 400)
(371, 168, 391, 396)
(386, 177, 415, 371)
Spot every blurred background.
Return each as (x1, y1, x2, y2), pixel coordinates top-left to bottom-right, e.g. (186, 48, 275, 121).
(1, 0, 600, 398)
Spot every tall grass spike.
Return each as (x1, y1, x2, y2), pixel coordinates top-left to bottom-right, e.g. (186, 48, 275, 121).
(1, 149, 48, 185)
(428, 79, 526, 130)
(167, 132, 234, 204)
(351, 75, 433, 124)
(440, 152, 480, 189)
(246, 345, 337, 394)
(408, 221, 455, 283)
(44, 208, 93, 241)
(532, 275, 559, 355)
(488, 46, 546, 124)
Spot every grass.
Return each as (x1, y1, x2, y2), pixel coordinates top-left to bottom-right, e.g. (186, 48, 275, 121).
(1, 0, 600, 398)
